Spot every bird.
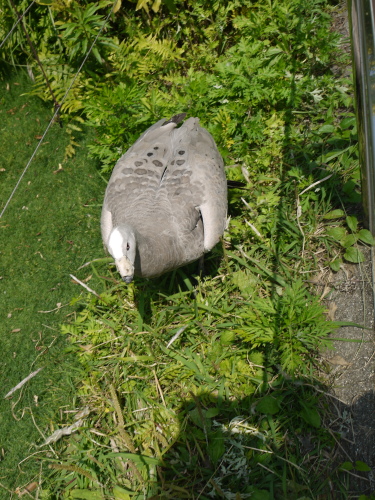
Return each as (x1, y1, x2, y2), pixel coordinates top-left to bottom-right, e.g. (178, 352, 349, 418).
(101, 113, 228, 283)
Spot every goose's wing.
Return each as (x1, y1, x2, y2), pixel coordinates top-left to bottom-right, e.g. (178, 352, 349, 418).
(101, 116, 185, 245)
(163, 117, 227, 251)
(101, 115, 227, 254)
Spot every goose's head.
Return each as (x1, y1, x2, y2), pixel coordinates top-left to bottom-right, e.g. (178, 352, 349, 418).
(107, 225, 136, 283)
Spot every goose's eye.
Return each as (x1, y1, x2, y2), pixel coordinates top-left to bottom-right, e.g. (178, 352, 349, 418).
(126, 243, 130, 251)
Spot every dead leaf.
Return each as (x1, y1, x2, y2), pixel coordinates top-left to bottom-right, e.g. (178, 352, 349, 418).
(16, 481, 39, 496)
(326, 301, 337, 321)
(74, 406, 90, 420)
(80, 344, 93, 353)
(320, 284, 332, 300)
(327, 354, 351, 366)
(341, 264, 353, 280)
(11, 328, 21, 333)
(53, 164, 64, 174)
(309, 271, 325, 285)
(26, 481, 38, 492)
(27, 65, 35, 81)
(42, 418, 85, 445)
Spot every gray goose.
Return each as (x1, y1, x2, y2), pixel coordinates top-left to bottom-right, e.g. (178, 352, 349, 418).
(101, 113, 227, 283)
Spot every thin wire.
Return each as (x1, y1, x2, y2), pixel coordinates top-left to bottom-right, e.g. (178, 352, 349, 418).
(0, 2, 116, 219)
(0, 0, 37, 50)
(9, 0, 61, 115)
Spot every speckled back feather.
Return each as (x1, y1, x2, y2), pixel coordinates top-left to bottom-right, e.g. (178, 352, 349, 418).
(101, 115, 227, 278)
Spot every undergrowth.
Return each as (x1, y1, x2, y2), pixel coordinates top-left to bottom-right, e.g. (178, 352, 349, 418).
(48, 265, 339, 499)
(1, 0, 374, 498)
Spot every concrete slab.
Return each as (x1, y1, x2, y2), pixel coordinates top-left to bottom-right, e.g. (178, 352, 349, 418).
(323, 247, 375, 495)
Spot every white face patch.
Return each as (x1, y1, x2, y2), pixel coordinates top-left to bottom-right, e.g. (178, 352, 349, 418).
(108, 227, 124, 260)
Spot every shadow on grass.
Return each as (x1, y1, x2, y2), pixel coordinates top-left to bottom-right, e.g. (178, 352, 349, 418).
(152, 384, 355, 499)
(35, 255, 354, 499)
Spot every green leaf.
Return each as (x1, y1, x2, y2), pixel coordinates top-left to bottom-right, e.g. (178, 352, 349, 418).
(70, 490, 104, 500)
(205, 407, 220, 418)
(358, 229, 375, 245)
(339, 461, 354, 471)
(355, 460, 371, 472)
(248, 351, 264, 366)
(220, 330, 235, 344)
(326, 226, 346, 241)
(136, 0, 150, 11)
(208, 430, 225, 464)
(232, 270, 257, 294)
(340, 234, 358, 248)
(332, 320, 370, 329)
(251, 490, 272, 500)
(323, 209, 345, 219)
(256, 396, 280, 415)
(112, 487, 131, 500)
(340, 116, 356, 129)
(344, 246, 365, 263)
(320, 146, 350, 162)
(152, 0, 162, 12)
(163, 0, 176, 12)
(330, 258, 342, 272)
(189, 408, 211, 431)
(300, 407, 321, 428)
(107, 453, 159, 466)
(346, 215, 358, 232)
(92, 46, 102, 64)
(113, 0, 122, 13)
(318, 124, 335, 134)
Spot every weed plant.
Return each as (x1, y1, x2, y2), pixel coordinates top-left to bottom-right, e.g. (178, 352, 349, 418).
(1, 0, 374, 498)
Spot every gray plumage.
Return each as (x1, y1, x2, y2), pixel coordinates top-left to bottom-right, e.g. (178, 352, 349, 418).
(101, 114, 227, 282)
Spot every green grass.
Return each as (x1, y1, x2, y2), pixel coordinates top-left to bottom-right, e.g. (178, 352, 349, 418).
(0, 74, 104, 496)
(0, 0, 374, 498)
(47, 277, 339, 498)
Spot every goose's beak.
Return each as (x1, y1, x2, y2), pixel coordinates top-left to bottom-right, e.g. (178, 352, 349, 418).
(116, 256, 134, 284)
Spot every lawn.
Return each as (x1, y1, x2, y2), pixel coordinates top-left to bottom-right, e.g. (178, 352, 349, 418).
(0, 74, 104, 495)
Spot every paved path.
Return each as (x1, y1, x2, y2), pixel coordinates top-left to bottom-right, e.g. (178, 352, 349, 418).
(323, 248, 375, 494)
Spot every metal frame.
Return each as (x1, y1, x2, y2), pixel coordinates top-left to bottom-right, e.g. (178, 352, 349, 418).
(348, 0, 375, 233)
